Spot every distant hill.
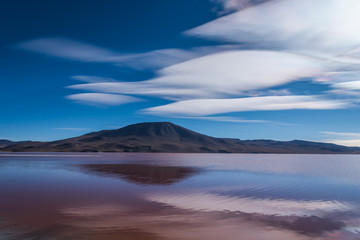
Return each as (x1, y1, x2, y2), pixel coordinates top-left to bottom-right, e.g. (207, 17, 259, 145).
(0, 140, 18, 148)
(1, 122, 360, 153)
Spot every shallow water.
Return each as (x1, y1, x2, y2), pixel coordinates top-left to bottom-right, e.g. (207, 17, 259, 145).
(0, 153, 360, 240)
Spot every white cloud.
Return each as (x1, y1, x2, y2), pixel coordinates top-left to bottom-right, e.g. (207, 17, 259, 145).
(156, 50, 326, 94)
(333, 81, 360, 90)
(71, 75, 118, 83)
(16, 37, 239, 69)
(113, 47, 238, 70)
(321, 131, 360, 147)
(66, 93, 142, 106)
(144, 95, 348, 116)
(69, 50, 328, 99)
(327, 139, 360, 147)
(178, 116, 269, 123)
(188, 0, 360, 53)
(69, 81, 214, 100)
(18, 2, 360, 119)
(322, 131, 360, 138)
(16, 37, 118, 62)
(212, 0, 271, 14)
(214, 0, 252, 12)
(55, 128, 91, 131)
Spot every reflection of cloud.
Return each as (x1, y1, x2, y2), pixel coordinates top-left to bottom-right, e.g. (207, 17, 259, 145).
(66, 93, 142, 106)
(60, 203, 321, 240)
(62, 204, 129, 217)
(147, 192, 352, 217)
(143, 96, 348, 116)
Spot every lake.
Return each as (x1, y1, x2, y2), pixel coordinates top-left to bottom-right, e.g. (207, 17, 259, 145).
(0, 153, 360, 240)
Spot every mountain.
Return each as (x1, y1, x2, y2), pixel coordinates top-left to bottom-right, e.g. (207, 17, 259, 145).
(1, 122, 359, 153)
(0, 140, 18, 148)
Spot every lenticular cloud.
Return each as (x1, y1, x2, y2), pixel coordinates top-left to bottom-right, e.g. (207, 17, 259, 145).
(187, 0, 360, 53)
(65, 0, 360, 117)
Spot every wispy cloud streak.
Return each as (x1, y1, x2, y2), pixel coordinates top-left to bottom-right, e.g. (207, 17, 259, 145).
(66, 93, 142, 106)
(55, 128, 91, 131)
(212, 0, 272, 15)
(69, 50, 328, 100)
(321, 131, 360, 147)
(188, 0, 360, 53)
(16, 37, 239, 69)
(16, 37, 118, 62)
(144, 96, 348, 116)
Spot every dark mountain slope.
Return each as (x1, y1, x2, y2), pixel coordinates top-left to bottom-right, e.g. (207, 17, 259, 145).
(2, 122, 360, 153)
(0, 140, 16, 148)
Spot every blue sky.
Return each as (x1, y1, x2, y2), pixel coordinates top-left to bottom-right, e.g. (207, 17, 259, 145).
(1, 0, 360, 146)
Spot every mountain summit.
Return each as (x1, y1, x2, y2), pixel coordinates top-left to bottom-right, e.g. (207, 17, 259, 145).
(92, 122, 204, 139)
(1, 122, 359, 153)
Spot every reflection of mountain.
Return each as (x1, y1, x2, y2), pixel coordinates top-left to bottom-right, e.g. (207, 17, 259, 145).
(79, 164, 199, 185)
(2, 122, 360, 153)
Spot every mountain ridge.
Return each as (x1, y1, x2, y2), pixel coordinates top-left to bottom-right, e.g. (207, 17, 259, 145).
(1, 122, 359, 153)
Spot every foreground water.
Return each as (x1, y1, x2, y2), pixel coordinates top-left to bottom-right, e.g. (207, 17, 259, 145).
(0, 153, 360, 240)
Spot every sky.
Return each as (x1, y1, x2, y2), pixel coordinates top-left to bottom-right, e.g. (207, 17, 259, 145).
(1, 0, 360, 146)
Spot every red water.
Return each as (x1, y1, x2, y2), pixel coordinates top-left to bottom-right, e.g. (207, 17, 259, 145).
(0, 153, 360, 239)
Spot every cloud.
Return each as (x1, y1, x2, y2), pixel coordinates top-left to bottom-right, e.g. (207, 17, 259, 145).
(61, 204, 130, 217)
(321, 131, 360, 147)
(188, 0, 360, 53)
(69, 50, 328, 100)
(329, 80, 360, 100)
(212, 0, 272, 15)
(322, 131, 360, 138)
(168, 116, 293, 126)
(177, 116, 269, 123)
(156, 50, 326, 94)
(71, 75, 118, 83)
(69, 81, 214, 100)
(143, 95, 348, 116)
(55, 128, 91, 131)
(18, 1, 360, 119)
(16, 37, 239, 69)
(16, 37, 118, 62)
(66, 93, 142, 106)
(114, 47, 239, 70)
(333, 81, 360, 91)
(327, 139, 360, 147)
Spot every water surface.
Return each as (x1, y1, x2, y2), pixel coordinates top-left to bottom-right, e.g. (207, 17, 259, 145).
(1, 153, 360, 239)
